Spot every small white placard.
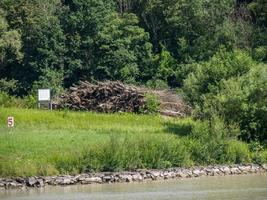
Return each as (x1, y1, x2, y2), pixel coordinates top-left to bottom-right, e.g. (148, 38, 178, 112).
(38, 89, 51, 101)
(7, 117, 14, 127)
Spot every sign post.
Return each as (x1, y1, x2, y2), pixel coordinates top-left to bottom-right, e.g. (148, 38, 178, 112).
(38, 89, 52, 110)
(7, 116, 14, 128)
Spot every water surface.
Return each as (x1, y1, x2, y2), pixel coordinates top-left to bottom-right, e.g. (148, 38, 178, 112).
(1, 174, 267, 200)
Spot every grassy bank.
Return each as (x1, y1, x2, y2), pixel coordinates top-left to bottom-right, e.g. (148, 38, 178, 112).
(0, 108, 266, 178)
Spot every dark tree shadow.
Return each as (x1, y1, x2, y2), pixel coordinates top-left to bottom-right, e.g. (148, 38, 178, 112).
(163, 121, 192, 137)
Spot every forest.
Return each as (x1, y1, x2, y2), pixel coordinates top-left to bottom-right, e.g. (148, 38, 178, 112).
(0, 0, 266, 144)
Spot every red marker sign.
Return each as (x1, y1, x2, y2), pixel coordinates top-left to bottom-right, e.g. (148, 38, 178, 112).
(7, 117, 14, 128)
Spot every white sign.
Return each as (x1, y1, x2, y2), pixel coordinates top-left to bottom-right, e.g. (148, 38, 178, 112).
(7, 117, 14, 127)
(38, 89, 51, 101)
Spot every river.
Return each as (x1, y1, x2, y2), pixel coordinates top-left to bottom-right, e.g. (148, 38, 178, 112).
(0, 174, 267, 200)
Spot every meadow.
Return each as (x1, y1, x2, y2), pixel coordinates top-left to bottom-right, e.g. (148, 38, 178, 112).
(0, 108, 265, 178)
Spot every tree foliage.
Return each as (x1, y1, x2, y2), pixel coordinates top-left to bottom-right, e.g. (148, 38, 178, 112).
(0, 0, 266, 142)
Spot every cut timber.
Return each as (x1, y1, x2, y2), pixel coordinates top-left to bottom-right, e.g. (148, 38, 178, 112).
(57, 81, 190, 117)
(58, 81, 146, 113)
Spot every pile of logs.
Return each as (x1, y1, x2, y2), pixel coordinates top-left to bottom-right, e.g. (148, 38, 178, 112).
(58, 81, 146, 113)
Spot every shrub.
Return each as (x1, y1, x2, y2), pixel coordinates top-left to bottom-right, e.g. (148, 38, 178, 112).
(81, 134, 192, 172)
(223, 140, 251, 164)
(253, 46, 267, 62)
(186, 139, 227, 165)
(185, 117, 242, 165)
(0, 92, 25, 108)
(190, 116, 240, 141)
(250, 141, 267, 164)
(183, 49, 255, 105)
(253, 150, 267, 164)
(141, 93, 160, 114)
(0, 92, 37, 108)
(203, 64, 267, 142)
(175, 63, 199, 87)
(183, 48, 267, 143)
(0, 78, 19, 94)
(146, 79, 169, 90)
(31, 68, 64, 98)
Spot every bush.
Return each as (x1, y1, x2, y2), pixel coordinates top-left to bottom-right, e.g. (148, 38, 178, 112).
(252, 150, 267, 164)
(0, 79, 19, 94)
(253, 46, 267, 62)
(141, 93, 160, 114)
(223, 140, 251, 164)
(146, 79, 169, 90)
(81, 134, 192, 172)
(0, 92, 24, 107)
(250, 141, 267, 164)
(182, 116, 242, 165)
(203, 64, 267, 142)
(31, 68, 64, 97)
(183, 48, 266, 143)
(190, 116, 240, 141)
(183, 49, 255, 105)
(175, 63, 198, 87)
(186, 139, 227, 165)
(0, 92, 37, 108)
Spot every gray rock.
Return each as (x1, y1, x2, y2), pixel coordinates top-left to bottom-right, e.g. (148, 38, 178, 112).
(102, 176, 112, 182)
(62, 177, 72, 185)
(211, 168, 221, 176)
(36, 179, 45, 187)
(149, 171, 160, 177)
(0, 182, 4, 188)
(147, 171, 160, 180)
(118, 175, 132, 182)
(262, 164, 267, 171)
(52, 176, 73, 185)
(15, 177, 25, 184)
(230, 167, 241, 174)
(221, 167, 231, 174)
(238, 166, 251, 173)
(192, 169, 201, 177)
(43, 177, 53, 184)
(205, 168, 213, 175)
(185, 170, 193, 177)
(27, 177, 37, 187)
(82, 177, 102, 184)
(176, 171, 187, 178)
(1, 164, 266, 190)
(132, 174, 143, 181)
(163, 171, 176, 179)
(114, 176, 120, 182)
(77, 174, 89, 182)
(5, 182, 23, 189)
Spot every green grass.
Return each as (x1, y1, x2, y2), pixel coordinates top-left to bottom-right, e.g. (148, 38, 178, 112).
(0, 108, 261, 178)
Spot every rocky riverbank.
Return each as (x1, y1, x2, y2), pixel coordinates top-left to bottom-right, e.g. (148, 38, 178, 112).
(1, 164, 267, 189)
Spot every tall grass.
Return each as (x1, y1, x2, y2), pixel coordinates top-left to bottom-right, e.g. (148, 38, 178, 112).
(0, 108, 262, 178)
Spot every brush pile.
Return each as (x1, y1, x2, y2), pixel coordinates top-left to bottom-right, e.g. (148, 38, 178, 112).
(58, 81, 146, 113)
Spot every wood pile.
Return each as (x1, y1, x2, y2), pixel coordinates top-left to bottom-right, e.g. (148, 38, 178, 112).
(58, 81, 146, 113)
(154, 90, 191, 118)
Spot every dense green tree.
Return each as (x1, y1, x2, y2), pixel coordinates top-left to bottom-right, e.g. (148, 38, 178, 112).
(62, 0, 153, 84)
(62, 0, 116, 85)
(1, 0, 66, 94)
(0, 0, 266, 96)
(130, 0, 238, 63)
(183, 49, 255, 105)
(0, 10, 22, 72)
(94, 13, 153, 83)
(248, 0, 267, 61)
(0, 9, 23, 94)
(203, 63, 267, 142)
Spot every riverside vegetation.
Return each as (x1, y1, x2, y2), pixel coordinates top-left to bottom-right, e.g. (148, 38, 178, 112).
(0, 108, 266, 178)
(0, 0, 267, 179)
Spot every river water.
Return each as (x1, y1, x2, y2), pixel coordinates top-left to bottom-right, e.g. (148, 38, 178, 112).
(1, 174, 267, 200)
